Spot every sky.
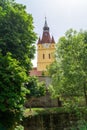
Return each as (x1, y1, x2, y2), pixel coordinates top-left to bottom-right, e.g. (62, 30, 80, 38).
(15, 0, 87, 66)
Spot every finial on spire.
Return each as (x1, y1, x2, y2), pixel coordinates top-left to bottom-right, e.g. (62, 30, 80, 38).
(45, 16, 46, 21)
(43, 17, 49, 31)
(44, 16, 48, 27)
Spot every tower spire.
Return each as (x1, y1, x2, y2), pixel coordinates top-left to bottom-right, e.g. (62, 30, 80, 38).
(43, 17, 49, 32)
(44, 17, 48, 27)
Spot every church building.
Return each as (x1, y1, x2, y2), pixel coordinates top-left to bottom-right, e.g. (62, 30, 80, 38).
(30, 18, 55, 76)
(37, 18, 55, 71)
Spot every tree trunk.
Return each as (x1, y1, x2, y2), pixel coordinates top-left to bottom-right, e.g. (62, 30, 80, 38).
(57, 97, 62, 107)
(83, 82, 87, 106)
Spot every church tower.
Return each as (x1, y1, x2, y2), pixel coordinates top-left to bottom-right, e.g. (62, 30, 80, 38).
(37, 18, 55, 71)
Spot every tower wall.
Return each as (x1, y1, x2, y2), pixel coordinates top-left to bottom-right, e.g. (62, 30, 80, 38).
(37, 18, 55, 72)
(37, 43, 55, 71)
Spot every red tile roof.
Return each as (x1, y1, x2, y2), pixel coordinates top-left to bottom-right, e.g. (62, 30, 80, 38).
(41, 31, 51, 43)
(51, 36, 55, 43)
(30, 67, 42, 76)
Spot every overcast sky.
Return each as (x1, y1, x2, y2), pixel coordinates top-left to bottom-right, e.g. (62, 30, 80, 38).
(15, 0, 87, 66)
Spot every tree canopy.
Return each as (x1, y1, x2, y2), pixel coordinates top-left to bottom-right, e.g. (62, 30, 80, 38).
(0, 0, 37, 129)
(25, 76, 46, 109)
(48, 29, 87, 106)
(26, 76, 46, 98)
(0, 0, 37, 71)
(0, 52, 29, 129)
(0, 52, 28, 112)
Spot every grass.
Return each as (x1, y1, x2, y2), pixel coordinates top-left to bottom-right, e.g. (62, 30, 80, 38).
(24, 107, 65, 117)
(24, 108, 44, 117)
(24, 106, 87, 118)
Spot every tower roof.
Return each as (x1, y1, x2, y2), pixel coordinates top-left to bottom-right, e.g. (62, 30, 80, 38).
(38, 18, 55, 44)
(37, 37, 41, 44)
(51, 36, 55, 43)
(43, 17, 49, 32)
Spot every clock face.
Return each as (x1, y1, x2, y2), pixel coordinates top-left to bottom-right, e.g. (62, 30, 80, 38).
(42, 43, 50, 48)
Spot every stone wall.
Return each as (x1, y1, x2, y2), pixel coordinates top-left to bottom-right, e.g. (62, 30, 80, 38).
(25, 76, 62, 108)
(25, 92, 61, 108)
(38, 76, 52, 87)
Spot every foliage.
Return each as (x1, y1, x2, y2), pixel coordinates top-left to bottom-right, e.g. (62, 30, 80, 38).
(24, 107, 66, 117)
(14, 125, 24, 130)
(24, 107, 87, 130)
(0, 0, 36, 127)
(71, 120, 87, 130)
(25, 76, 46, 109)
(25, 76, 46, 98)
(48, 29, 87, 106)
(0, 0, 37, 129)
(0, 52, 28, 111)
(0, 0, 37, 71)
(0, 52, 28, 129)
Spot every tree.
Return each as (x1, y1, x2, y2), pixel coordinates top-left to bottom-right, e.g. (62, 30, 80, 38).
(25, 76, 46, 109)
(0, 0, 37, 71)
(0, 0, 37, 129)
(0, 52, 28, 129)
(48, 29, 87, 106)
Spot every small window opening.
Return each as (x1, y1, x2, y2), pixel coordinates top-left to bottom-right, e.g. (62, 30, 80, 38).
(43, 54, 45, 59)
(49, 54, 51, 59)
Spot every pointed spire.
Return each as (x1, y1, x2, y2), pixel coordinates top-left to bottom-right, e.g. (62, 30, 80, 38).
(43, 17, 49, 32)
(44, 17, 48, 27)
(38, 18, 55, 44)
(37, 37, 41, 44)
(51, 36, 55, 43)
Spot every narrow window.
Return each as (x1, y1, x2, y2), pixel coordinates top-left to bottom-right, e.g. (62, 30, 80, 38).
(49, 54, 50, 59)
(43, 54, 45, 59)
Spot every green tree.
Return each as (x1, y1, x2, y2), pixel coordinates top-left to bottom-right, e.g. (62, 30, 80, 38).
(0, 0, 37, 71)
(25, 76, 46, 109)
(0, 52, 28, 129)
(48, 29, 87, 106)
(0, 0, 37, 129)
